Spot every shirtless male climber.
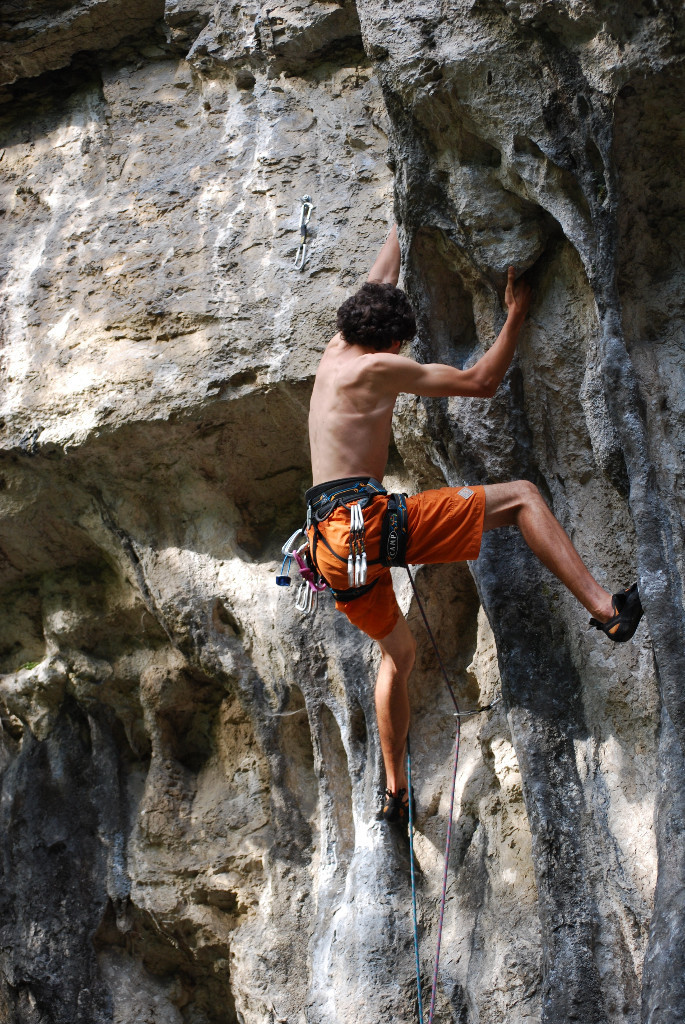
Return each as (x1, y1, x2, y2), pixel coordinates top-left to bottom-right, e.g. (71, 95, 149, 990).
(305, 225, 643, 827)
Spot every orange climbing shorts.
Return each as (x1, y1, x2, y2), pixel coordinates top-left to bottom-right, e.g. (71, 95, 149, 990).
(309, 485, 486, 642)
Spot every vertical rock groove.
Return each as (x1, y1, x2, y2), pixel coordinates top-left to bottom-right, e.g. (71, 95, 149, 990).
(356, 1, 685, 1021)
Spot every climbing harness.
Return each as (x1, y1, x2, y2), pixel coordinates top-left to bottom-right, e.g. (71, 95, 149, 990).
(294, 194, 314, 270)
(305, 476, 387, 602)
(405, 565, 501, 1024)
(305, 476, 411, 598)
(277, 477, 407, 614)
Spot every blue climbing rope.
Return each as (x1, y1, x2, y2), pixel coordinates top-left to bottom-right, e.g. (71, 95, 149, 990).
(407, 736, 424, 1023)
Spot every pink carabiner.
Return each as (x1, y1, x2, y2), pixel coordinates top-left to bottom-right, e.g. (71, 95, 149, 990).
(293, 549, 327, 592)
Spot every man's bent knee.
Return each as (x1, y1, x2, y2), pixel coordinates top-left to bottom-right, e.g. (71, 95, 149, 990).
(378, 618, 416, 676)
(516, 479, 542, 507)
(390, 636, 416, 676)
(484, 479, 541, 530)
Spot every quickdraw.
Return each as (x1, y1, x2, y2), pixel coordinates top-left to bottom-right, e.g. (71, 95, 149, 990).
(294, 194, 314, 271)
(348, 501, 367, 586)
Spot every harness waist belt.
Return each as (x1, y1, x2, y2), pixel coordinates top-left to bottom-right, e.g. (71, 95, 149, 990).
(306, 476, 386, 520)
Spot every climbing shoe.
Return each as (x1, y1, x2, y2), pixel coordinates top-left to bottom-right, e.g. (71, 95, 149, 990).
(589, 583, 644, 643)
(380, 788, 416, 830)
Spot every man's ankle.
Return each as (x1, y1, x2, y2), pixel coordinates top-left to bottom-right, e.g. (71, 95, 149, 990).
(591, 592, 614, 623)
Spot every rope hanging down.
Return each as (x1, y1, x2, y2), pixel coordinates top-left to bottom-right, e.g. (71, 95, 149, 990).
(404, 565, 500, 1024)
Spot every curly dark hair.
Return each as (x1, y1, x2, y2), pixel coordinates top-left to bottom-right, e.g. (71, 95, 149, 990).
(336, 282, 416, 349)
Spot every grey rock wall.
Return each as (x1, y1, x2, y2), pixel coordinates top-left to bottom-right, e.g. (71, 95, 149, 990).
(0, 2, 683, 1023)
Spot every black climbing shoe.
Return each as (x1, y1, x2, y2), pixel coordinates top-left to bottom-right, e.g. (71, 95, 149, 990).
(380, 788, 416, 830)
(589, 583, 644, 643)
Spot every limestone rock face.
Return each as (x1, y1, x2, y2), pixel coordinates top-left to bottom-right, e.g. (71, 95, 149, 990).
(0, 2, 683, 1023)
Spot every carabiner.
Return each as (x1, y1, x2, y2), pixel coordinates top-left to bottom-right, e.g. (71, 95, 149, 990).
(282, 528, 306, 556)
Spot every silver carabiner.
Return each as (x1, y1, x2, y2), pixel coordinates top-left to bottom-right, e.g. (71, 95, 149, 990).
(282, 528, 306, 556)
(299, 195, 313, 228)
(296, 582, 316, 614)
(294, 242, 308, 271)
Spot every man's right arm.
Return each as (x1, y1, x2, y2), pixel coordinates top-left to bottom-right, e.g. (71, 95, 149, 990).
(367, 226, 401, 286)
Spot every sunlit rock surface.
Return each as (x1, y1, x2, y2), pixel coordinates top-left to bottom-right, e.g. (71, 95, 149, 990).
(0, 2, 683, 1022)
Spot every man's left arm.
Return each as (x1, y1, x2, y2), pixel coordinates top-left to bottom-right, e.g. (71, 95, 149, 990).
(367, 225, 400, 285)
(364, 267, 532, 398)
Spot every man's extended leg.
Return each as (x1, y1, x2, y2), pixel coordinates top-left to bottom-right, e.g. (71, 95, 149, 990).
(483, 480, 614, 622)
(375, 614, 416, 797)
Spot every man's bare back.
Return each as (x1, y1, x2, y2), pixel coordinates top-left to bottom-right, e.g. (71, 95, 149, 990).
(309, 333, 397, 484)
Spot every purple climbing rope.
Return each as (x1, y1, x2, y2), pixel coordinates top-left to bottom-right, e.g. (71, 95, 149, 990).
(405, 566, 499, 1023)
(407, 736, 424, 1023)
(405, 565, 461, 1024)
(427, 724, 460, 1022)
